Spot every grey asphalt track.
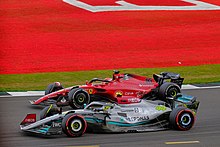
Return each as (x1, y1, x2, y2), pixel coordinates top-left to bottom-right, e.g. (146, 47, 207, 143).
(0, 88, 220, 147)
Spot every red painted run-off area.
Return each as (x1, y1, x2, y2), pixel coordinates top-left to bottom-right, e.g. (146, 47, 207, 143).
(0, 0, 220, 74)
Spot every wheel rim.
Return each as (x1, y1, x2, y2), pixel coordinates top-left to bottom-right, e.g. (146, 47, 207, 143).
(75, 93, 86, 105)
(168, 87, 178, 97)
(69, 89, 90, 109)
(176, 110, 194, 130)
(70, 119, 82, 132)
(180, 113, 191, 126)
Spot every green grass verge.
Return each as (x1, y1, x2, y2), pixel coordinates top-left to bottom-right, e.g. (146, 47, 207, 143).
(0, 64, 220, 92)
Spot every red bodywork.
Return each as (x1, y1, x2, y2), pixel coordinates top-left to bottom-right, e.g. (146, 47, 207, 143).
(31, 73, 159, 105)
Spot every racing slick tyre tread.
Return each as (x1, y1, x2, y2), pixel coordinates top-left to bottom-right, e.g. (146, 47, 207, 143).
(45, 82, 63, 95)
(68, 88, 91, 109)
(40, 105, 59, 120)
(158, 82, 180, 100)
(62, 114, 87, 137)
(169, 107, 195, 131)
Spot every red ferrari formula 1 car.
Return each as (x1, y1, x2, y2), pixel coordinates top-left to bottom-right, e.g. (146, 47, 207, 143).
(30, 71, 184, 109)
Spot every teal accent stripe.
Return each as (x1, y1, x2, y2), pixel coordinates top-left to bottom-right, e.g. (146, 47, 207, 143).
(107, 121, 149, 127)
(177, 94, 194, 103)
(37, 126, 50, 133)
(85, 117, 150, 127)
(85, 118, 103, 123)
(84, 116, 156, 128)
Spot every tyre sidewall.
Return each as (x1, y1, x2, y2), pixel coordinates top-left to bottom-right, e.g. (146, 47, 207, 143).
(45, 83, 54, 95)
(165, 84, 180, 98)
(68, 88, 90, 109)
(159, 82, 180, 99)
(61, 114, 87, 137)
(169, 107, 195, 130)
(45, 82, 63, 95)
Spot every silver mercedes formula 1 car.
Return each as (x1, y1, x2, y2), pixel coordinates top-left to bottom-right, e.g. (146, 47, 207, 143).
(20, 93, 199, 137)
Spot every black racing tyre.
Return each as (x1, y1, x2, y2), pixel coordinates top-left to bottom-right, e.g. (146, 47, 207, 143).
(158, 82, 180, 100)
(40, 105, 59, 120)
(45, 82, 63, 95)
(62, 114, 87, 137)
(68, 88, 90, 109)
(169, 107, 195, 131)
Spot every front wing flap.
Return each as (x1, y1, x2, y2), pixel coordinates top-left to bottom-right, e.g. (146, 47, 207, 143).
(20, 114, 63, 136)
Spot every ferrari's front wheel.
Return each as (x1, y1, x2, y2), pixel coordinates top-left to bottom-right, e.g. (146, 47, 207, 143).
(169, 107, 195, 131)
(62, 114, 87, 137)
(68, 88, 90, 109)
(45, 82, 63, 95)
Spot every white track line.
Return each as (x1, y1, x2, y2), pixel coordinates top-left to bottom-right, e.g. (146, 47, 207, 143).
(63, 0, 220, 12)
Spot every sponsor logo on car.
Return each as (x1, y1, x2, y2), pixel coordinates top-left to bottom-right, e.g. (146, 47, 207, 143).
(155, 105, 167, 111)
(125, 116, 149, 122)
(128, 98, 141, 103)
(115, 91, 123, 97)
(52, 122, 61, 128)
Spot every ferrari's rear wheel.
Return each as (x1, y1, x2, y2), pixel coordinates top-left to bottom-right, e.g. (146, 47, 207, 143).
(158, 82, 180, 100)
(45, 82, 63, 95)
(40, 105, 59, 120)
(169, 107, 195, 131)
(62, 114, 87, 137)
(68, 88, 90, 109)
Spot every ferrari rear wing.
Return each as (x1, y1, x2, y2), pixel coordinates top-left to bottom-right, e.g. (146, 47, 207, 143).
(153, 72, 184, 88)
